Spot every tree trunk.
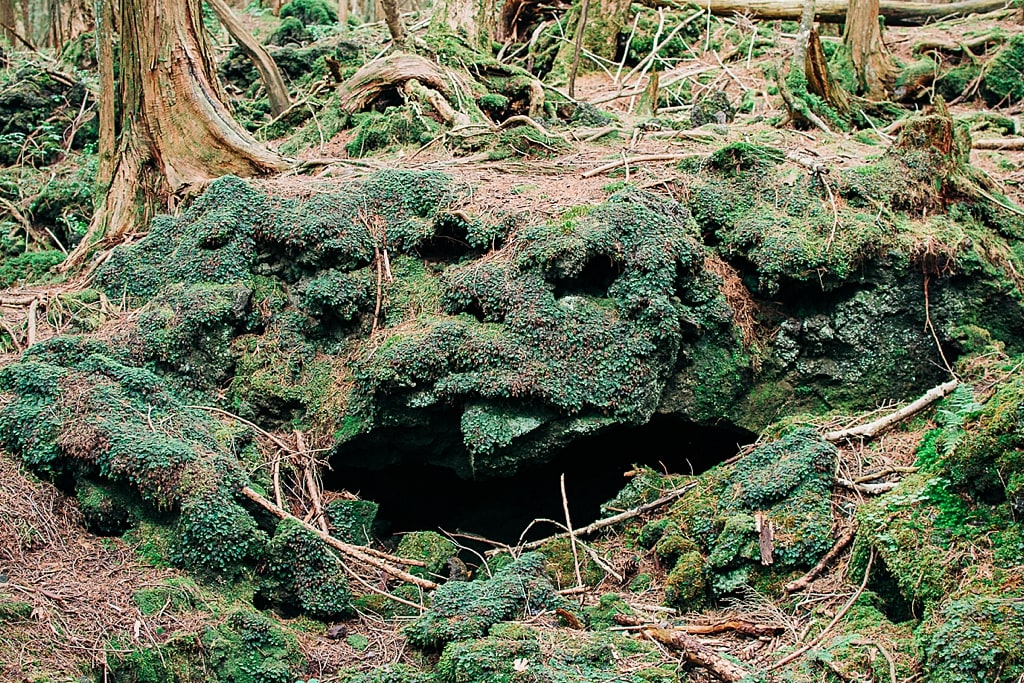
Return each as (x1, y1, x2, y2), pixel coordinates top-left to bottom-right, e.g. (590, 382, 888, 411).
(429, 0, 496, 51)
(93, 0, 114, 190)
(62, 0, 288, 271)
(842, 0, 895, 98)
(48, 0, 93, 49)
(207, 0, 291, 116)
(0, 0, 16, 44)
(380, 0, 405, 45)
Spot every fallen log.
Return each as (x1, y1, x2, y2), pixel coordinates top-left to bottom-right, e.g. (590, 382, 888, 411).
(686, 0, 1010, 26)
(824, 378, 959, 442)
(241, 485, 438, 590)
(642, 627, 752, 682)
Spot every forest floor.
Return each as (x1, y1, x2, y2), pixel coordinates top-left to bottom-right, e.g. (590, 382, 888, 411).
(2, 5, 1024, 682)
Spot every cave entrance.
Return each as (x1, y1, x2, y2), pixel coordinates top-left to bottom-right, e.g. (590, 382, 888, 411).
(324, 415, 754, 547)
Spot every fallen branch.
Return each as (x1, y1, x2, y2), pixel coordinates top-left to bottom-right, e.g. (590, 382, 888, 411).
(581, 153, 702, 178)
(614, 613, 784, 638)
(974, 137, 1024, 150)
(297, 431, 330, 535)
(240, 485, 437, 589)
(770, 549, 874, 671)
(687, 0, 1011, 25)
(824, 378, 959, 441)
(561, 473, 584, 589)
(488, 482, 698, 556)
(836, 478, 900, 494)
(641, 627, 752, 682)
(785, 523, 857, 593)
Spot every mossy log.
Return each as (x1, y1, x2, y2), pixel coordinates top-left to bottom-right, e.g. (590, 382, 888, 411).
(688, 0, 1010, 25)
(339, 52, 473, 116)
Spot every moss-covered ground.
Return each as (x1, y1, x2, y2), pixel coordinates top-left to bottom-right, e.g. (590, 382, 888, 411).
(2, 5, 1024, 683)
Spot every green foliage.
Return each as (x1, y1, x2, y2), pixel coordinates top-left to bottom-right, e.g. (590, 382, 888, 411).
(77, 479, 143, 535)
(0, 249, 63, 288)
(404, 552, 567, 649)
(982, 34, 1024, 106)
(919, 593, 1024, 682)
(488, 125, 571, 160)
(279, 0, 337, 24)
(257, 519, 353, 619)
(325, 499, 379, 545)
(0, 65, 96, 167)
(108, 607, 305, 683)
(345, 108, 439, 158)
(396, 531, 457, 580)
(641, 428, 836, 602)
(433, 623, 676, 683)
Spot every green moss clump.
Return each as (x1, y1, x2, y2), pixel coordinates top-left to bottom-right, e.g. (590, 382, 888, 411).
(279, 0, 337, 24)
(919, 593, 1024, 682)
(632, 429, 836, 603)
(982, 34, 1024, 106)
(396, 530, 457, 580)
(0, 249, 64, 288)
(0, 597, 33, 622)
(433, 623, 676, 683)
(345, 107, 439, 158)
(257, 518, 353, 620)
(489, 125, 570, 160)
(76, 479, 142, 536)
(107, 607, 305, 683)
(404, 552, 567, 649)
(326, 499, 379, 545)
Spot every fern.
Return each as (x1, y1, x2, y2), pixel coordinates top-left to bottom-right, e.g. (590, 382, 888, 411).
(935, 384, 984, 456)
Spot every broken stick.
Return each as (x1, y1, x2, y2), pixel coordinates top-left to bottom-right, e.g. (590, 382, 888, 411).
(784, 522, 857, 593)
(241, 485, 437, 590)
(824, 378, 959, 442)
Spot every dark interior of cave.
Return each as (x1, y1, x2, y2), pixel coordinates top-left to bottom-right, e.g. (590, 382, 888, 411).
(324, 415, 755, 549)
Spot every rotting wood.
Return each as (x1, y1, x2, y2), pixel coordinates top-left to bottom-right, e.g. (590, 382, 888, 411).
(756, 512, 774, 566)
(824, 378, 959, 441)
(488, 482, 698, 556)
(690, 0, 1011, 26)
(785, 522, 857, 593)
(640, 626, 752, 682)
(613, 613, 784, 638)
(241, 485, 438, 590)
(974, 137, 1024, 150)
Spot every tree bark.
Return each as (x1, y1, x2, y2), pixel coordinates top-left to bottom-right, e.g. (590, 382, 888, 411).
(62, 0, 289, 270)
(207, 0, 291, 116)
(0, 0, 17, 44)
(684, 0, 1010, 26)
(93, 0, 115, 190)
(48, 0, 93, 49)
(380, 0, 405, 45)
(842, 0, 895, 98)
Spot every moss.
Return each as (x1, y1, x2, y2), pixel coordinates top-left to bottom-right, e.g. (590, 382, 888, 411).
(133, 578, 203, 616)
(345, 107, 439, 158)
(0, 597, 33, 622)
(107, 607, 305, 683)
(663, 550, 707, 611)
(76, 479, 143, 536)
(433, 623, 676, 683)
(325, 499, 379, 545)
(918, 591, 1024, 682)
(982, 34, 1024, 106)
(0, 249, 64, 289)
(542, 536, 604, 589)
(396, 531, 457, 580)
(583, 592, 634, 630)
(256, 518, 353, 620)
(404, 552, 568, 649)
(279, 0, 337, 24)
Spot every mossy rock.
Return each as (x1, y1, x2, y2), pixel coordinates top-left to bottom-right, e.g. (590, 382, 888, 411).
(396, 530, 457, 580)
(279, 0, 337, 24)
(919, 592, 1024, 683)
(404, 552, 568, 649)
(982, 34, 1024, 106)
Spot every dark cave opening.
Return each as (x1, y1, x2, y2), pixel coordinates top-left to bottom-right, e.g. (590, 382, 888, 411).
(323, 415, 755, 548)
(552, 256, 622, 299)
